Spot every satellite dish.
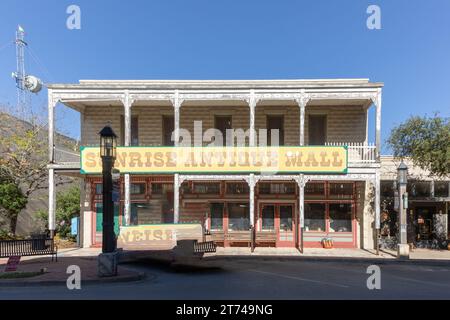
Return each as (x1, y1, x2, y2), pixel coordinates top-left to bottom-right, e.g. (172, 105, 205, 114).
(24, 75, 42, 93)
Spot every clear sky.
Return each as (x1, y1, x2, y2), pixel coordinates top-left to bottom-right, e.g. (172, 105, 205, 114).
(0, 0, 449, 153)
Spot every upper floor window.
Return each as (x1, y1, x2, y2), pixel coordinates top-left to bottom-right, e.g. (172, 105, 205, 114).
(434, 181, 449, 198)
(120, 115, 139, 146)
(259, 183, 296, 195)
(214, 116, 232, 146)
(308, 115, 327, 145)
(266, 115, 284, 146)
(162, 115, 174, 146)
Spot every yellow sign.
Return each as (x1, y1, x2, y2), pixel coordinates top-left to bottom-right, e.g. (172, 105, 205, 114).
(80, 146, 347, 174)
(117, 224, 203, 250)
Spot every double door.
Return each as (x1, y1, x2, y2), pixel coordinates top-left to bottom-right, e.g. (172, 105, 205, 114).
(260, 203, 296, 246)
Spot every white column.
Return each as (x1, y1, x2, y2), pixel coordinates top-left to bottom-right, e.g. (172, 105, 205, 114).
(174, 173, 180, 223)
(173, 90, 182, 223)
(248, 90, 256, 147)
(123, 90, 132, 226)
(375, 171, 381, 229)
(296, 90, 309, 146)
(48, 89, 56, 163)
(299, 176, 305, 228)
(374, 89, 382, 161)
(249, 174, 255, 227)
(48, 168, 56, 236)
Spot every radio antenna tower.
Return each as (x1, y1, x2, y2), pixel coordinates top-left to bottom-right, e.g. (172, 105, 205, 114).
(13, 25, 27, 115)
(11, 25, 42, 117)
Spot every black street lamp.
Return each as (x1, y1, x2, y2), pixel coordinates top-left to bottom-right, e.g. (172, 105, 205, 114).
(99, 124, 117, 254)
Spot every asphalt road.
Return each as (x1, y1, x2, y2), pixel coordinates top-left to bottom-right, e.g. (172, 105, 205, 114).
(0, 259, 449, 300)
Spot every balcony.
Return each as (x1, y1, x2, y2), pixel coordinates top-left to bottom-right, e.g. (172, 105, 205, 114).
(325, 142, 377, 164)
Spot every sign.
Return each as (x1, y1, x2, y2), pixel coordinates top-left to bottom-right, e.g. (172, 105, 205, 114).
(80, 146, 348, 174)
(71, 217, 78, 235)
(117, 224, 203, 250)
(4, 256, 21, 272)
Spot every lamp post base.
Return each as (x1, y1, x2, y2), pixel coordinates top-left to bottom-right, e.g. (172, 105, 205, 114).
(397, 243, 410, 259)
(98, 251, 119, 277)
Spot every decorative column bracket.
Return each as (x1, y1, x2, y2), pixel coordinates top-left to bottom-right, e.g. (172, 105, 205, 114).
(245, 90, 261, 147)
(295, 90, 310, 146)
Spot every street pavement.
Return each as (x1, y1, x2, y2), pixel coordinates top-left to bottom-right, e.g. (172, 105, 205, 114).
(0, 258, 449, 300)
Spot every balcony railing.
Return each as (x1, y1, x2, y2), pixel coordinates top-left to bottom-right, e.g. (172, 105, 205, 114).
(53, 147, 80, 167)
(325, 142, 377, 164)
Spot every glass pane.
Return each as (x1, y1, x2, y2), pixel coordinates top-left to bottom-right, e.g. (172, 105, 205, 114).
(193, 183, 220, 194)
(279, 206, 293, 231)
(434, 181, 449, 198)
(305, 182, 325, 199)
(329, 183, 353, 199)
(226, 183, 249, 194)
(304, 203, 326, 232)
(228, 203, 249, 231)
(408, 181, 431, 198)
(95, 184, 103, 195)
(210, 203, 223, 230)
(329, 203, 352, 232)
(262, 206, 275, 230)
(130, 183, 145, 194)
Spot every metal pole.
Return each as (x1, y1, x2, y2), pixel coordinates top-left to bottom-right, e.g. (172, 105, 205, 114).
(102, 156, 115, 253)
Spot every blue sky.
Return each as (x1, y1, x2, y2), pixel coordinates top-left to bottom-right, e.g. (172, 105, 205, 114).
(0, 0, 449, 153)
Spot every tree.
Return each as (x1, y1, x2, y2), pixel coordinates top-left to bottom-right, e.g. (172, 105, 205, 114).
(387, 114, 450, 177)
(37, 185, 80, 238)
(0, 112, 48, 198)
(0, 179, 28, 234)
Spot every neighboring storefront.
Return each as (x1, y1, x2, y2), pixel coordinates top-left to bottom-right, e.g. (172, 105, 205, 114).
(380, 156, 450, 249)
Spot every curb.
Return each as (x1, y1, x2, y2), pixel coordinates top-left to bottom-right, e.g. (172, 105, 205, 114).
(0, 271, 148, 288)
(203, 255, 450, 267)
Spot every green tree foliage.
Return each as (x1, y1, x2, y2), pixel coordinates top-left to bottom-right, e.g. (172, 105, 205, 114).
(37, 185, 80, 238)
(387, 115, 450, 177)
(0, 180, 28, 234)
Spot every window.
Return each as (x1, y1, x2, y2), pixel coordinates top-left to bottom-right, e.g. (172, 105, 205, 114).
(120, 115, 139, 146)
(226, 182, 249, 195)
(408, 181, 431, 198)
(308, 115, 326, 145)
(193, 183, 220, 194)
(329, 183, 353, 199)
(259, 183, 296, 194)
(329, 203, 352, 232)
(261, 206, 275, 230)
(227, 203, 249, 231)
(130, 183, 145, 195)
(266, 115, 284, 146)
(279, 206, 293, 231)
(214, 116, 232, 146)
(434, 181, 449, 198)
(210, 203, 223, 230)
(162, 115, 174, 146)
(151, 183, 173, 195)
(305, 182, 325, 199)
(95, 184, 103, 195)
(304, 203, 326, 232)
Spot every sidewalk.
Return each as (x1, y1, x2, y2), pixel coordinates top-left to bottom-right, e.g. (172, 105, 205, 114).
(0, 248, 144, 287)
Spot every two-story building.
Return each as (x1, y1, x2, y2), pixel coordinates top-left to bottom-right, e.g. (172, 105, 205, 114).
(47, 79, 383, 250)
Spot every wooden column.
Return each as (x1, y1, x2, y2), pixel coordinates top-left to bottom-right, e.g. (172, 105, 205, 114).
(122, 90, 132, 226)
(248, 90, 257, 147)
(374, 88, 382, 161)
(173, 90, 182, 223)
(48, 168, 56, 237)
(296, 90, 309, 146)
(48, 89, 56, 163)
